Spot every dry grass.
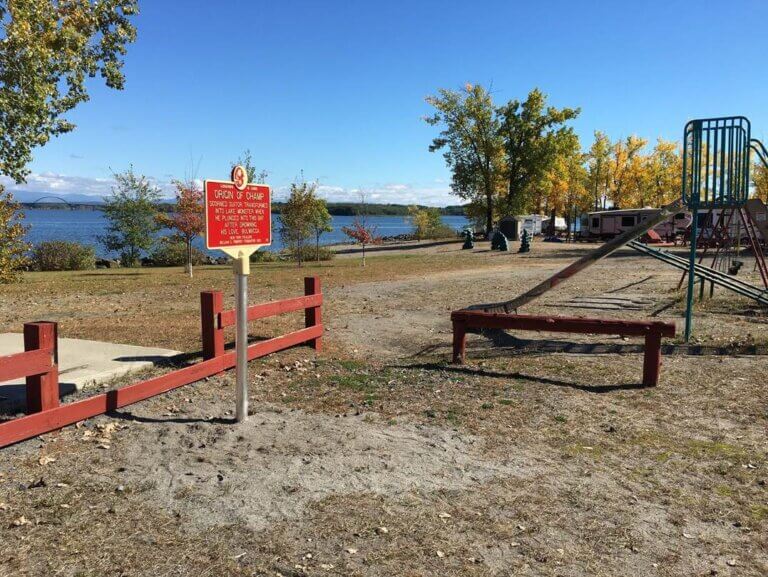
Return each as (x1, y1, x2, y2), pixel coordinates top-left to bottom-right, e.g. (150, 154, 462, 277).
(0, 242, 766, 576)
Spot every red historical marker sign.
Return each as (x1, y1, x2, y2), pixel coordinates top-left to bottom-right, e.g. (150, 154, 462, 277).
(204, 177, 271, 250)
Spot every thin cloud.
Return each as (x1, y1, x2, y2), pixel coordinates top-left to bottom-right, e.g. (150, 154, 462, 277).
(0, 172, 177, 199)
(2, 172, 457, 206)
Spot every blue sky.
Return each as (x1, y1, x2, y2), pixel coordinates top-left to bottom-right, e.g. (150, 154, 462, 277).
(5, 0, 768, 205)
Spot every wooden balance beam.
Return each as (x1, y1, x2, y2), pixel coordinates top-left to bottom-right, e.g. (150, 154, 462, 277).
(451, 311, 676, 387)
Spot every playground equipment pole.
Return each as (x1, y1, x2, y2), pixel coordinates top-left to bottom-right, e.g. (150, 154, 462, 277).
(684, 207, 698, 342)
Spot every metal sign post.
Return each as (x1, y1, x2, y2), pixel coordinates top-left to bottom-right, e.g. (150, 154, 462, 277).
(204, 166, 272, 422)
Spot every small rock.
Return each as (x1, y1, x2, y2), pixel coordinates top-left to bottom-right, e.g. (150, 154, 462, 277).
(345, 548, 358, 554)
(11, 516, 30, 527)
(375, 526, 389, 535)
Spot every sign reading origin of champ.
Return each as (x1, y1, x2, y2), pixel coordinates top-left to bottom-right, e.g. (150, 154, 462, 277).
(204, 165, 272, 254)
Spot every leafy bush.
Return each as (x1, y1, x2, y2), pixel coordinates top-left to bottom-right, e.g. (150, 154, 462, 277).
(408, 206, 457, 240)
(149, 238, 206, 267)
(31, 240, 95, 271)
(250, 250, 279, 263)
(289, 245, 335, 262)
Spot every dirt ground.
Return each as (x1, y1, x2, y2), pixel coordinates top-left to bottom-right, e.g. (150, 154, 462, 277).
(0, 240, 766, 576)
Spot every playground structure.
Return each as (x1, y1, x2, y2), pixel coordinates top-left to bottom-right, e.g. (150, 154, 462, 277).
(451, 311, 675, 387)
(0, 277, 323, 449)
(458, 115, 768, 374)
(681, 116, 768, 340)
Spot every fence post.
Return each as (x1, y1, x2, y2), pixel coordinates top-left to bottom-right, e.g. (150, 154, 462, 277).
(201, 291, 225, 360)
(642, 329, 663, 387)
(304, 276, 322, 351)
(23, 322, 59, 413)
(452, 319, 467, 364)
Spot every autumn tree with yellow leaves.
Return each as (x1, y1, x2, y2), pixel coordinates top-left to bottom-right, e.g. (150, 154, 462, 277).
(753, 162, 768, 203)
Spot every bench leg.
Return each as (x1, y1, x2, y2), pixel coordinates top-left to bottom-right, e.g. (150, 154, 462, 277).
(642, 331, 663, 387)
(452, 321, 467, 364)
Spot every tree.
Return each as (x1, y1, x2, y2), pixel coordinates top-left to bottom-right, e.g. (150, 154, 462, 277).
(608, 136, 647, 208)
(425, 84, 505, 236)
(0, 1, 138, 182)
(587, 131, 612, 210)
(497, 88, 580, 214)
(0, 189, 29, 283)
(541, 134, 588, 239)
(279, 178, 317, 267)
(0, 0, 137, 282)
(342, 218, 379, 267)
(753, 162, 768, 203)
(231, 149, 269, 184)
(342, 193, 379, 267)
(156, 181, 204, 277)
(308, 197, 333, 262)
(408, 205, 444, 240)
(646, 139, 682, 207)
(100, 168, 162, 267)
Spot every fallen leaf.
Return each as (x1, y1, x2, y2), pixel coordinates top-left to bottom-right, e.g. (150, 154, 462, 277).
(345, 548, 358, 554)
(11, 516, 29, 527)
(38, 455, 56, 466)
(436, 550, 445, 558)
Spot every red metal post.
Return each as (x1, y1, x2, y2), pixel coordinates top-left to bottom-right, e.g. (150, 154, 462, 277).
(23, 322, 59, 413)
(304, 276, 322, 351)
(452, 320, 467, 364)
(642, 330, 663, 387)
(201, 290, 224, 360)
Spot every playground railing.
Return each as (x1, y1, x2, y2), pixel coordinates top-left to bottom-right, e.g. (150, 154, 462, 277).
(0, 278, 323, 449)
(0, 322, 59, 413)
(451, 311, 675, 387)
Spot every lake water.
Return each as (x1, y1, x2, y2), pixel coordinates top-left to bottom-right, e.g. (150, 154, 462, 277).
(20, 208, 469, 257)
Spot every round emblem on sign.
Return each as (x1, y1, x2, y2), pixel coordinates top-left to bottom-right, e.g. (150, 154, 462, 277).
(231, 165, 248, 191)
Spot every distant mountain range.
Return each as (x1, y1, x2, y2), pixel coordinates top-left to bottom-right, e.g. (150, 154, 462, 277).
(13, 190, 467, 216)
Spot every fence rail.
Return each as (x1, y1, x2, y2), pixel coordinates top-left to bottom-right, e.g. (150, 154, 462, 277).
(0, 277, 323, 449)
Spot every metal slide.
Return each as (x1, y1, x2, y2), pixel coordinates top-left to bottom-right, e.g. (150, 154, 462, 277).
(469, 200, 683, 313)
(627, 240, 768, 306)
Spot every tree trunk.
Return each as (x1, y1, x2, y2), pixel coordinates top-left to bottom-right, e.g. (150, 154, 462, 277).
(485, 187, 494, 238)
(549, 209, 557, 236)
(362, 243, 366, 267)
(186, 239, 193, 278)
(316, 232, 320, 262)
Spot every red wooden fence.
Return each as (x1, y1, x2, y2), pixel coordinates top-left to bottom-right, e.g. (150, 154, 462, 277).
(451, 310, 675, 387)
(0, 277, 323, 449)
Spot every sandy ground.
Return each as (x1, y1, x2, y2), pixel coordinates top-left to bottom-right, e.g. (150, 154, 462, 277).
(0, 240, 766, 576)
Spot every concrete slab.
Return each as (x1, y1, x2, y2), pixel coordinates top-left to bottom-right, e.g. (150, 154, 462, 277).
(0, 333, 181, 408)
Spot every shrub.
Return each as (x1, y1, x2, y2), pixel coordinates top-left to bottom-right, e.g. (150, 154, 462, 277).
(250, 250, 279, 263)
(289, 245, 335, 263)
(149, 238, 207, 267)
(408, 206, 457, 239)
(31, 240, 96, 271)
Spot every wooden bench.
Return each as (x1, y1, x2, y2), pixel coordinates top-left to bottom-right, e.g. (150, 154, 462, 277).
(450, 311, 676, 387)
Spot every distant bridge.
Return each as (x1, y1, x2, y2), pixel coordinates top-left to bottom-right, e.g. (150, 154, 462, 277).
(29, 196, 75, 207)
